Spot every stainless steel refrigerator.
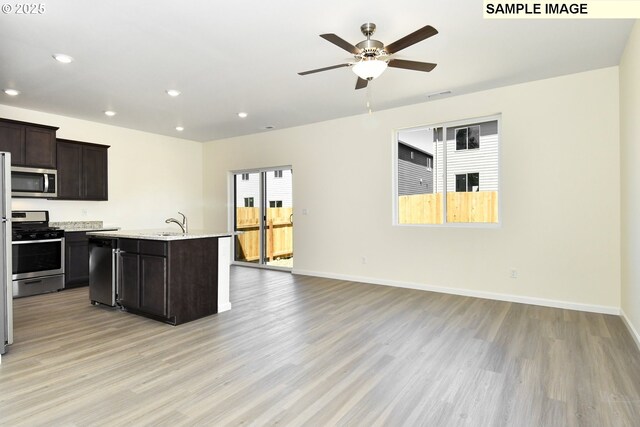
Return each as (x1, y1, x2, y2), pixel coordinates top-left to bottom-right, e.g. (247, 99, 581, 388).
(1, 152, 12, 355)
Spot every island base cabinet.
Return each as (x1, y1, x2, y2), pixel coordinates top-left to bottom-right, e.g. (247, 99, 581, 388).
(140, 254, 168, 318)
(119, 251, 140, 310)
(117, 237, 218, 325)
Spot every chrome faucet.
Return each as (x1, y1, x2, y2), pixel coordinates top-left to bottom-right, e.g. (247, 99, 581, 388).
(165, 211, 188, 234)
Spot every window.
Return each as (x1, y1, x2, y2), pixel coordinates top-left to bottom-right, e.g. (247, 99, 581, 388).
(244, 197, 254, 207)
(396, 116, 499, 225)
(455, 173, 479, 192)
(241, 173, 250, 181)
(269, 200, 283, 208)
(274, 170, 283, 178)
(455, 125, 480, 150)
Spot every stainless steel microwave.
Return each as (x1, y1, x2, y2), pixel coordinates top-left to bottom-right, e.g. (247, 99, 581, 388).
(11, 166, 57, 198)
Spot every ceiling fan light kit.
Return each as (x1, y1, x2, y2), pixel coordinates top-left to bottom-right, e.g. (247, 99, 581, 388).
(352, 59, 388, 80)
(299, 22, 438, 90)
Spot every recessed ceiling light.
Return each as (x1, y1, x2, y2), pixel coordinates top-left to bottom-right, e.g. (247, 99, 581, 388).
(175, 126, 184, 131)
(3, 89, 19, 96)
(52, 54, 74, 64)
(237, 112, 248, 118)
(104, 110, 116, 117)
(166, 89, 181, 97)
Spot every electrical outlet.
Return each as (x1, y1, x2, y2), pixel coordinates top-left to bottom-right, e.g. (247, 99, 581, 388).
(510, 269, 518, 279)
(302, 208, 308, 215)
(361, 256, 367, 264)
(81, 208, 88, 217)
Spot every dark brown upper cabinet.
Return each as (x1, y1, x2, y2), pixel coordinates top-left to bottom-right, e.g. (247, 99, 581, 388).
(0, 118, 58, 168)
(56, 139, 109, 200)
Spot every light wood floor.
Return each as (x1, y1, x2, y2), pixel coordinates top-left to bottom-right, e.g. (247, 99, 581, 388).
(1, 267, 640, 426)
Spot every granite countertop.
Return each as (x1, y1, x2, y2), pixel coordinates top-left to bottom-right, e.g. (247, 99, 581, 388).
(50, 221, 120, 232)
(86, 229, 234, 241)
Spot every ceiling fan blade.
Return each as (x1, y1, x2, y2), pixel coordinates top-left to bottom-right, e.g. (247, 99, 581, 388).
(320, 34, 361, 55)
(387, 59, 437, 72)
(385, 25, 438, 54)
(298, 63, 351, 76)
(355, 77, 368, 90)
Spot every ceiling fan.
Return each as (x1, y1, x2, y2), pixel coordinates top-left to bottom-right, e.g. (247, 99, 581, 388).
(298, 23, 438, 90)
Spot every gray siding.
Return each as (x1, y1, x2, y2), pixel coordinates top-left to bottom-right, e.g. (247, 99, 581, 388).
(398, 159, 433, 195)
(398, 143, 434, 195)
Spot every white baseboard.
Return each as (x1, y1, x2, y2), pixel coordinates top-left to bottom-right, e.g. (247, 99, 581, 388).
(292, 268, 620, 315)
(621, 309, 640, 351)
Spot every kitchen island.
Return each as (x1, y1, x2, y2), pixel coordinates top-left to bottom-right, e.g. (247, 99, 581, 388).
(87, 229, 232, 325)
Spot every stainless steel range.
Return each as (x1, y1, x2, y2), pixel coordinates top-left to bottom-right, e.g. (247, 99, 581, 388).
(12, 211, 65, 298)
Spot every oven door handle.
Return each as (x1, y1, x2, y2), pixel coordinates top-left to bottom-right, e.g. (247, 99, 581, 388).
(43, 173, 49, 193)
(13, 238, 64, 245)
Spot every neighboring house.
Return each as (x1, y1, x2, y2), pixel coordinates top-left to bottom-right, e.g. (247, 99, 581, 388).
(435, 119, 499, 193)
(235, 169, 293, 208)
(397, 142, 434, 195)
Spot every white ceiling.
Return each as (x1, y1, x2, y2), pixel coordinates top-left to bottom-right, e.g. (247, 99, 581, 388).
(0, 1, 634, 142)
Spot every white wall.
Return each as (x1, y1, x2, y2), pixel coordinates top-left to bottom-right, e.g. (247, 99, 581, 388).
(204, 67, 621, 311)
(0, 105, 204, 229)
(620, 20, 640, 344)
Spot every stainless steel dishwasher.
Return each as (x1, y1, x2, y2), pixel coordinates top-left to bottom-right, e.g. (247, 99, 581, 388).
(89, 237, 118, 306)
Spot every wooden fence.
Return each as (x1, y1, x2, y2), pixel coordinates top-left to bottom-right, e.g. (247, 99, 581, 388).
(235, 207, 293, 262)
(398, 191, 498, 224)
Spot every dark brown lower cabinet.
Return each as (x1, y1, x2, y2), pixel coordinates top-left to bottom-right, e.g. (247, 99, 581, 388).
(118, 237, 218, 325)
(119, 251, 140, 309)
(65, 232, 90, 288)
(140, 254, 168, 317)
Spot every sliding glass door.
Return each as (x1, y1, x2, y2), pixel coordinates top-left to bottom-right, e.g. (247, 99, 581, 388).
(233, 168, 293, 268)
